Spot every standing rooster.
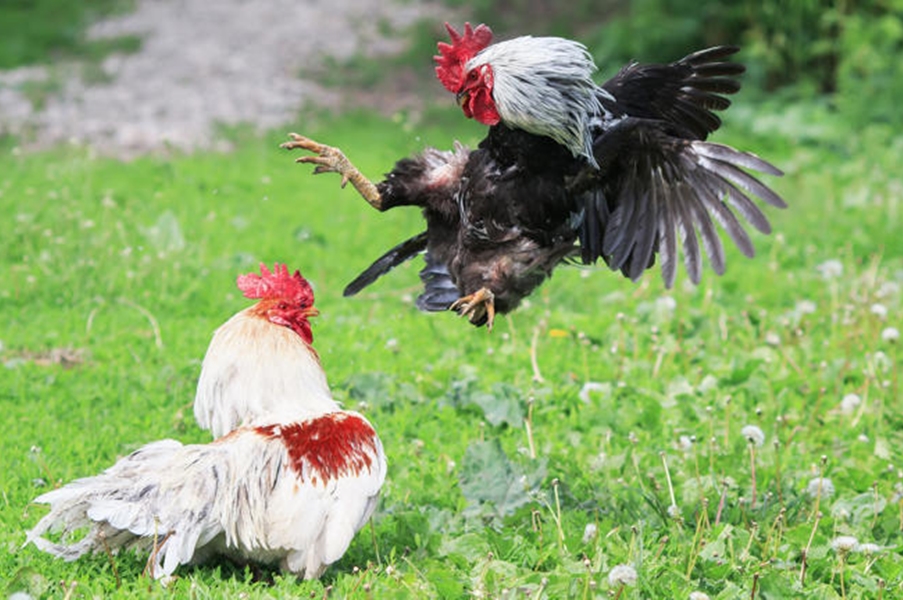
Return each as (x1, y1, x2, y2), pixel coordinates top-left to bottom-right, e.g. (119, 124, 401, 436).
(26, 264, 386, 581)
(283, 23, 786, 330)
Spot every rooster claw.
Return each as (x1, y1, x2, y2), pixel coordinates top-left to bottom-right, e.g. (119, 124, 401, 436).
(280, 133, 325, 153)
(450, 287, 496, 331)
(281, 132, 383, 209)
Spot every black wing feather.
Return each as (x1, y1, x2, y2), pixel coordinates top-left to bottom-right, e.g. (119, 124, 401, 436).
(601, 45, 744, 140)
(344, 231, 428, 297)
(578, 116, 785, 287)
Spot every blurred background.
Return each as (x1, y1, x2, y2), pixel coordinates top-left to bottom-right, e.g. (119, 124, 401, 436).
(0, 0, 900, 154)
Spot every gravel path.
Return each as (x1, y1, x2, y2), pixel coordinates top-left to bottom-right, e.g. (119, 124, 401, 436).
(0, 0, 450, 157)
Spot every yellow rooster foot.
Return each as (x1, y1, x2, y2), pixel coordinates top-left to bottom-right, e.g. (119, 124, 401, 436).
(450, 287, 496, 331)
(281, 133, 383, 209)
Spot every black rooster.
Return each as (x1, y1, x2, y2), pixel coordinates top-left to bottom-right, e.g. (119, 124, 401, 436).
(283, 23, 785, 329)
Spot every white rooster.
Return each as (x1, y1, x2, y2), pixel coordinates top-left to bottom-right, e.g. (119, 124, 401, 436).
(26, 263, 387, 581)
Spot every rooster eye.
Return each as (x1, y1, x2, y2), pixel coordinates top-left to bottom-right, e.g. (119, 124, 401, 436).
(467, 70, 477, 80)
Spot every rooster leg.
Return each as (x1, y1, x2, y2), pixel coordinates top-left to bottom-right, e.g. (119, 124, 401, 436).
(281, 133, 383, 210)
(450, 287, 496, 331)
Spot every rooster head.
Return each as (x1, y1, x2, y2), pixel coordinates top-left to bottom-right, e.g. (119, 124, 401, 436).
(434, 22, 498, 125)
(238, 263, 318, 343)
(436, 23, 600, 164)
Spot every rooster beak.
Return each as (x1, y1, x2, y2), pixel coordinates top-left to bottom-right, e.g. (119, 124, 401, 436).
(304, 307, 320, 318)
(456, 90, 469, 107)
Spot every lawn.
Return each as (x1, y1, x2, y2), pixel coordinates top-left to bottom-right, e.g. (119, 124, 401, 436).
(2, 30, 903, 600)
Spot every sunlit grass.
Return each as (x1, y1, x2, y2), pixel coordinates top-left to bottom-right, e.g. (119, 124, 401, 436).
(2, 108, 901, 598)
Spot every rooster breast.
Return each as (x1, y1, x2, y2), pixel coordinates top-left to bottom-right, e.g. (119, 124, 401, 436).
(446, 124, 584, 316)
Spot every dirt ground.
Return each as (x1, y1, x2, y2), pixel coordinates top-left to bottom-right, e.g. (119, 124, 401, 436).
(0, 0, 452, 157)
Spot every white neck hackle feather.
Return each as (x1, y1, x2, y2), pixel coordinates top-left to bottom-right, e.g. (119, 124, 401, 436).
(468, 35, 601, 165)
(194, 308, 336, 438)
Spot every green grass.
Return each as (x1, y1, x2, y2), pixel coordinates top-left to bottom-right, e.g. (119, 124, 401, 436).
(0, 0, 138, 71)
(2, 105, 902, 599)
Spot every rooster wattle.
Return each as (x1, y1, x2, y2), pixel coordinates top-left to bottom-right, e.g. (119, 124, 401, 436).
(26, 264, 386, 581)
(283, 23, 785, 330)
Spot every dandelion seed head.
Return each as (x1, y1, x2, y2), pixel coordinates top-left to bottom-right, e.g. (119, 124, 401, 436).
(877, 281, 900, 298)
(741, 425, 766, 447)
(816, 259, 843, 279)
(833, 506, 851, 520)
(857, 543, 881, 555)
(807, 477, 835, 498)
(608, 564, 637, 587)
(870, 303, 888, 320)
(765, 331, 781, 346)
(831, 535, 859, 553)
(656, 296, 677, 311)
(796, 300, 817, 315)
(840, 393, 862, 415)
(881, 327, 899, 343)
(871, 351, 892, 372)
(678, 435, 694, 452)
(582, 523, 598, 544)
(579, 381, 608, 403)
(667, 504, 681, 518)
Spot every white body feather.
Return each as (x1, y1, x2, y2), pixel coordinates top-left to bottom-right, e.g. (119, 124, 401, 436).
(26, 417, 385, 579)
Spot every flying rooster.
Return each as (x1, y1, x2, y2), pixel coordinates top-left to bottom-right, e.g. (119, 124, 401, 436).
(26, 264, 386, 581)
(283, 23, 786, 329)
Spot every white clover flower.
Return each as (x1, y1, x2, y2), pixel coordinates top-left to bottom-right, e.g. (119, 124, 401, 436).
(840, 393, 862, 415)
(741, 425, 766, 447)
(689, 592, 711, 600)
(582, 523, 598, 544)
(764, 331, 781, 346)
(870, 303, 888, 320)
(816, 259, 843, 279)
(806, 477, 835, 498)
(831, 535, 859, 553)
(678, 435, 694, 452)
(857, 543, 881, 555)
(384, 338, 399, 352)
(881, 327, 899, 343)
(608, 564, 638, 587)
(796, 300, 817, 315)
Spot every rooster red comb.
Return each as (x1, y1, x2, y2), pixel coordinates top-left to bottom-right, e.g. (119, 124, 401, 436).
(434, 22, 493, 92)
(237, 263, 314, 306)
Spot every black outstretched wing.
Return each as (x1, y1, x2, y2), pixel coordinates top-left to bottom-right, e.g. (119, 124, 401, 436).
(344, 231, 428, 297)
(577, 117, 785, 287)
(601, 46, 744, 141)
